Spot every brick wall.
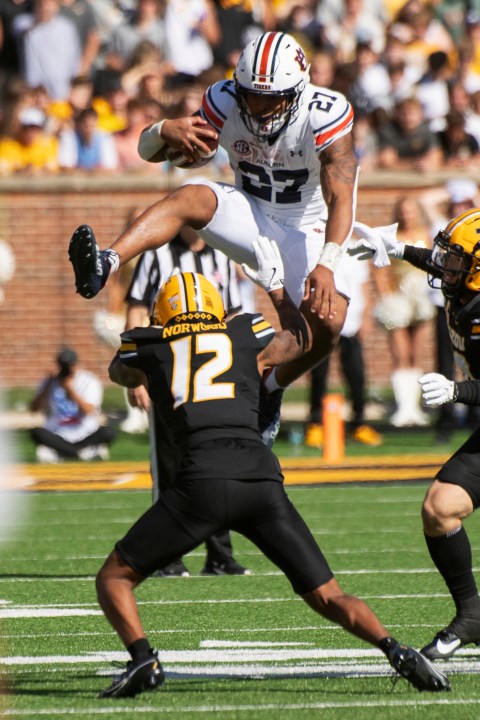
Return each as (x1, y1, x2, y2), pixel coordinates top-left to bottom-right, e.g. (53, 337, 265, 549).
(0, 171, 454, 391)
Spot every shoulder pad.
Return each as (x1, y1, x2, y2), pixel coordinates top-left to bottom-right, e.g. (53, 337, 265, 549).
(305, 85, 354, 151)
(120, 327, 163, 344)
(200, 80, 236, 134)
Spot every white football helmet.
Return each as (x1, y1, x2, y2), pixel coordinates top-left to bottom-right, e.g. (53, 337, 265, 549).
(234, 31, 310, 142)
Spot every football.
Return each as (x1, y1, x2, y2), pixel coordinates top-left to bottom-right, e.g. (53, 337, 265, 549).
(165, 128, 219, 169)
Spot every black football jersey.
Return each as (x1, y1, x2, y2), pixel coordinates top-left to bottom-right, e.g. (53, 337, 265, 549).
(403, 245, 480, 380)
(118, 313, 275, 446)
(444, 294, 480, 381)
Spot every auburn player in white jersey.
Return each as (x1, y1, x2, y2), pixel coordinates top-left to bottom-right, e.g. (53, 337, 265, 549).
(69, 31, 359, 445)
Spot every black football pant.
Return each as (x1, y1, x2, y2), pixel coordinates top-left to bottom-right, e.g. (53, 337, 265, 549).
(150, 407, 236, 566)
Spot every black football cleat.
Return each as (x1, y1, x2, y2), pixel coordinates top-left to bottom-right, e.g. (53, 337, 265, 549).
(387, 641, 451, 692)
(99, 649, 165, 699)
(68, 224, 111, 299)
(201, 559, 251, 576)
(152, 560, 190, 577)
(421, 616, 480, 660)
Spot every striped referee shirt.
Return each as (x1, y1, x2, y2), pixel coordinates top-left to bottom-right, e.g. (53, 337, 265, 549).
(125, 235, 243, 314)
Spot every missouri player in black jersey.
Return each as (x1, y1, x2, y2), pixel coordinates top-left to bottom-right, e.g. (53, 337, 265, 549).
(95, 237, 449, 699)
(349, 208, 480, 660)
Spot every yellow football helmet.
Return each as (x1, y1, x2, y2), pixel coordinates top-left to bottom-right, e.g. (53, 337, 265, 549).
(151, 272, 225, 326)
(430, 208, 480, 297)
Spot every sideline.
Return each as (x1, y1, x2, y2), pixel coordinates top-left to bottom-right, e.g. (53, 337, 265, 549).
(6, 454, 450, 492)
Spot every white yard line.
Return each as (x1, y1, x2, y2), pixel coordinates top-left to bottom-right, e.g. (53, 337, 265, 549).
(3, 699, 480, 715)
(2, 647, 480, 666)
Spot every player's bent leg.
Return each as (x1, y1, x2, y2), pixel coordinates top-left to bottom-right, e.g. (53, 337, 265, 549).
(421, 481, 480, 659)
(422, 480, 474, 536)
(302, 578, 389, 646)
(111, 184, 219, 261)
(69, 186, 219, 298)
(96, 550, 166, 699)
(96, 550, 147, 647)
(302, 580, 450, 691)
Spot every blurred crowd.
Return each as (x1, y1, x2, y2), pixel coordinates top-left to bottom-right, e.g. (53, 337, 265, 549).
(1, 0, 480, 176)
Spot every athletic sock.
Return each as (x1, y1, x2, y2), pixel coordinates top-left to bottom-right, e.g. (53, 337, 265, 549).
(127, 637, 151, 663)
(378, 636, 398, 657)
(105, 249, 120, 273)
(425, 526, 479, 612)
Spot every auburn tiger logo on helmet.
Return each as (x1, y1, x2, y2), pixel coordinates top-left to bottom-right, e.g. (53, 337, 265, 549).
(151, 272, 225, 326)
(429, 208, 480, 297)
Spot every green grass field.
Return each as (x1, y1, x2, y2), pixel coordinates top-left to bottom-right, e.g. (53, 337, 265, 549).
(2, 483, 480, 719)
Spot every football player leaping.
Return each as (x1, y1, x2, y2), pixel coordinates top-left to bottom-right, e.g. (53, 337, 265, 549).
(69, 31, 360, 446)
(349, 208, 480, 660)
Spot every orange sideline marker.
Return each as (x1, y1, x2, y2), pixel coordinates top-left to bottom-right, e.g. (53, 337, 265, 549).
(322, 393, 345, 463)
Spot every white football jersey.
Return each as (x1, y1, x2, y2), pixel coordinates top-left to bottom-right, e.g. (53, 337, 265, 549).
(200, 79, 354, 228)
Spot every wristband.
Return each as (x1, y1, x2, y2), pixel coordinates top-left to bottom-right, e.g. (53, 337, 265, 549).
(137, 120, 166, 160)
(317, 242, 343, 272)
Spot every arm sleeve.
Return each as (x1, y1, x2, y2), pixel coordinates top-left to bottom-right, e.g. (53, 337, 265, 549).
(403, 245, 439, 275)
(454, 380, 480, 406)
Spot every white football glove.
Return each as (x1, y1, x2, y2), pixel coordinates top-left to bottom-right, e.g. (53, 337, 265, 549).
(242, 236, 284, 292)
(348, 222, 404, 268)
(418, 373, 456, 407)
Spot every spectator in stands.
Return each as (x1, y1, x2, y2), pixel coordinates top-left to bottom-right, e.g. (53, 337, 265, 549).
(315, 0, 389, 29)
(57, 106, 118, 172)
(47, 75, 94, 134)
(432, 0, 467, 45)
(374, 195, 434, 427)
(448, 80, 480, 148)
(276, 1, 327, 52)
(0, 0, 32, 92)
(163, 0, 220, 82)
(0, 76, 35, 137)
(114, 98, 164, 173)
(377, 96, 443, 172)
(415, 51, 452, 132)
(304, 249, 383, 449)
(59, 0, 101, 79)
(103, 0, 166, 74)
(319, 0, 386, 65)
(352, 112, 379, 171)
(30, 346, 116, 463)
(463, 11, 480, 81)
(309, 48, 336, 87)
(120, 39, 172, 99)
(213, 0, 268, 75)
(92, 72, 130, 134)
(390, 0, 456, 79)
(0, 106, 58, 174)
(436, 110, 480, 169)
(348, 40, 392, 115)
(12, 0, 82, 101)
(385, 60, 413, 105)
